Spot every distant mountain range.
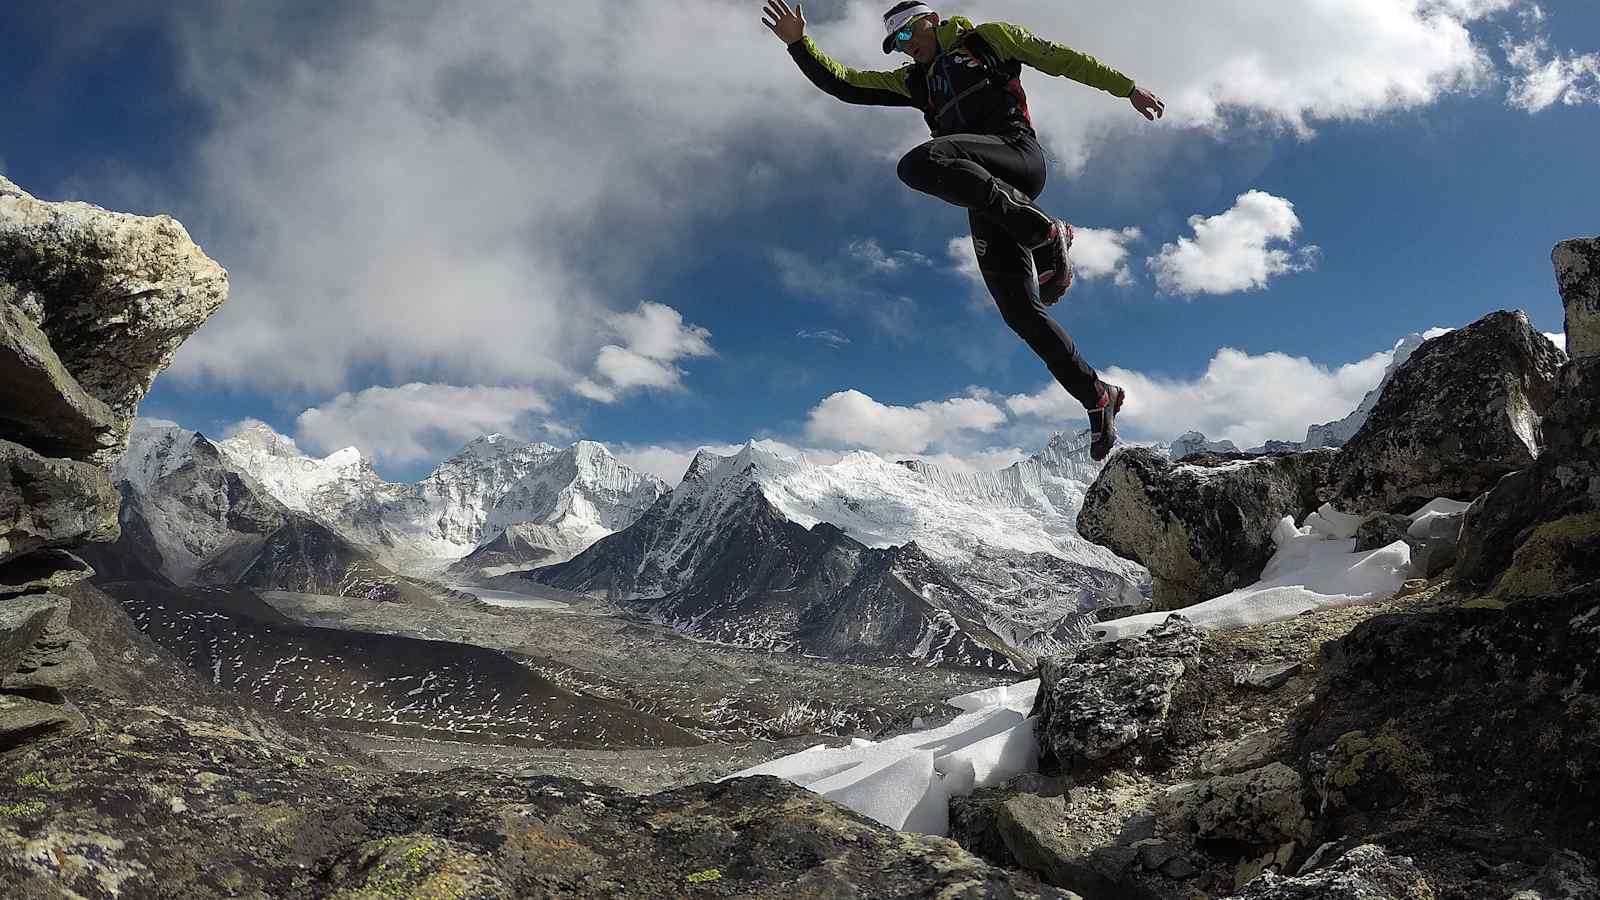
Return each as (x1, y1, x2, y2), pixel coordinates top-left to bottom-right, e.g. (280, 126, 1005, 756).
(524, 436, 1147, 670)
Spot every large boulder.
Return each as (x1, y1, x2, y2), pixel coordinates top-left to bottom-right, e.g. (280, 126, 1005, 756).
(1553, 237, 1599, 359)
(1079, 449, 1334, 610)
(0, 302, 118, 461)
(1032, 615, 1203, 775)
(1330, 310, 1564, 515)
(0, 175, 227, 467)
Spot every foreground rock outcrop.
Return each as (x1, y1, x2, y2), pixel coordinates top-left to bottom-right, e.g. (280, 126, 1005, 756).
(1455, 242, 1600, 597)
(2, 177, 227, 750)
(1078, 449, 1333, 610)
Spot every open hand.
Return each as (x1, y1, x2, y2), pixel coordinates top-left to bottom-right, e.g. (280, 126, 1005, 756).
(762, 0, 806, 45)
(1130, 86, 1165, 121)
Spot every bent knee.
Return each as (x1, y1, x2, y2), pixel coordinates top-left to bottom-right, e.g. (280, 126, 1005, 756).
(896, 144, 937, 189)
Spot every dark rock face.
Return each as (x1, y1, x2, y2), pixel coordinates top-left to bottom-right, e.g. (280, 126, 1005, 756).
(1455, 306, 1600, 596)
(0, 696, 1070, 899)
(1032, 615, 1203, 775)
(0, 438, 119, 566)
(0, 302, 117, 460)
(1330, 310, 1564, 515)
(1078, 449, 1333, 610)
(1353, 513, 1410, 553)
(1295, 581, 1600, 859)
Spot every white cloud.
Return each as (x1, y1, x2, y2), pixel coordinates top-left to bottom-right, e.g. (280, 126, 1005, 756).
(1150, 191, 1318, 296)
(1007, 346, 1396, 448)
(804, 389, 1007, 453)
(294, 383, 555, 466)
(797, 329, 851, 347)
(576, 302, 713, 404)
(1072, 226, 1144, 287)
(849, 238, 929, 272)
(959, 0, 1510, 171)
(1544, 331, 1567, 353)
(1503, 35, 1600, 112)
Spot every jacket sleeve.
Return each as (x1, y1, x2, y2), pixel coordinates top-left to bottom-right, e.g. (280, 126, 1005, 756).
(787, 37, 917, 107)
(974, 22, 1136, 98)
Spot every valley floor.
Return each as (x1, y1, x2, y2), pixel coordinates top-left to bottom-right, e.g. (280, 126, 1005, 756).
(258, 581, 1011, 784)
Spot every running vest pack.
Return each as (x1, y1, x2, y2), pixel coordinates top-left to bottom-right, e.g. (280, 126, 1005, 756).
(909, 31, 1032, 137)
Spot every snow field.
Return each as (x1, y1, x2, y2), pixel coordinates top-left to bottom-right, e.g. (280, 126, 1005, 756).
(726, 681, 1040, 835)
(1093, 498, 1461, 642)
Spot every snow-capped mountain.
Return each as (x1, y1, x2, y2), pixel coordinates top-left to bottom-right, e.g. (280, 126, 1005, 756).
(215, 423, 668, 575)
(108, 420, 419, 601)
(528, 437, 1147, 668)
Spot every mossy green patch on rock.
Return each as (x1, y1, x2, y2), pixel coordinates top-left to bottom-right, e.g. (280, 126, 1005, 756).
(1323, 726, 1437, 814)
(328, 834, 496, 900)
(1495, 512, 1600, 599)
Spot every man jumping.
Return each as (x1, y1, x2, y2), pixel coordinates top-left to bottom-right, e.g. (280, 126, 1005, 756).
(761, 0, 1163, 460)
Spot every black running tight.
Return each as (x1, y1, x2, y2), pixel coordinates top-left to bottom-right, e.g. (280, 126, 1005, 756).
(896, 131, 1103, 410)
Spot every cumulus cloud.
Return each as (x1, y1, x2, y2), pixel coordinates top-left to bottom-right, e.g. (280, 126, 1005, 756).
(574, 302, 713, 404)
(1007, 345, 1397, 449)
(1503, 35, 1600, 112)
(1149, 191, 1319, 295)
(294, 383, 556, 466)
(1072, 226, 1144, 287)
(804, 389, 1007, 454)
(1544, 331, 1567, 353)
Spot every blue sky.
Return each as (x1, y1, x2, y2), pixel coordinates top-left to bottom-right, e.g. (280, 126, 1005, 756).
(4, 0, 1596, 483)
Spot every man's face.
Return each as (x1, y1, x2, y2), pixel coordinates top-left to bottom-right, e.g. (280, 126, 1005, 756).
(896, 14, 940, 65)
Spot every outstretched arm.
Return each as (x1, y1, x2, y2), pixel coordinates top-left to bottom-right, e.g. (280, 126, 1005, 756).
(975, 22, 1164, 121)
(762, 0, 916, 108)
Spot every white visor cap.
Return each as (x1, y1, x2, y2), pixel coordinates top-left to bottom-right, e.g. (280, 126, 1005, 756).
(882, 3, 935, 53)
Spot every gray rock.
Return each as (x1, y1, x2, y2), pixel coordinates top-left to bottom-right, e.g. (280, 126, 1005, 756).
(1354, 514, 1411, 553)
(1554, 237, 1599, 360)
(0, 593, 96, 690)
(1079, 448, 1335, 610)
(1156, 762, 1312, 846)
(1237, 662, 1302, 692)
(1510, 848, 1600, 899)
(0, 175, 228, 467)
(0, 302, 118, 460)
(0, 438, 119, 565)
(994, 793, 1146, 899)
(1201, 728, 1286, 776)
(0, 691, 86, 750)
(0, 549, 93, 598)
(1226, 843, 1433, 899)
(1033, 615, 1202, 773)
(1331, 310, 1564, 515)
(0, 594, 61, 675)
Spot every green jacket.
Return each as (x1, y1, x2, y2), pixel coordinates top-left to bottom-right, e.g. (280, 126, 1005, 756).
(788, 17, 1135, 136)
